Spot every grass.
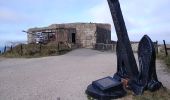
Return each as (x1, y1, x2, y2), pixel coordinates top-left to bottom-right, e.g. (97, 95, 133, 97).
(165, 56, 170, 67)
(2, 43, 71, 58)
(133, 87, 170, 100)
(157, 53, 170, 69)
(87, 87, 170, 100)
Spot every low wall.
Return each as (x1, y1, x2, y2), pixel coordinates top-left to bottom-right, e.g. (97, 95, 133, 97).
(94, 42, 160, 53)
(94, 43, 138, 52)
(94, 43, 116, 51)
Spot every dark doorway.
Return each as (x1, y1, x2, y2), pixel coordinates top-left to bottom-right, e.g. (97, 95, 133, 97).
(72, 33, 76, 43)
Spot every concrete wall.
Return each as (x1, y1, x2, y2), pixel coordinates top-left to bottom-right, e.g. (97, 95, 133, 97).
(131, 42, 139, 52)
(27, 33, 35, 44)
(96, 24, 111, 44)
(27, 23, 111, 48)
(50, 23, 98, 48)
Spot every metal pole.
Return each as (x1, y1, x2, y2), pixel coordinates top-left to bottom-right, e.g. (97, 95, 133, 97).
(163, 40, 168, 56)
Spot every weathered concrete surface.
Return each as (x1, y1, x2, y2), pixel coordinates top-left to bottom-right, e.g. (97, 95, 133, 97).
(28, 23, 111, 48)
(0, 49, 169, 100)
(0, 49, 116, 100)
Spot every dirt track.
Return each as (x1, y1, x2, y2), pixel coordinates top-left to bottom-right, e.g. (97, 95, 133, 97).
(0, 49, 169, 100)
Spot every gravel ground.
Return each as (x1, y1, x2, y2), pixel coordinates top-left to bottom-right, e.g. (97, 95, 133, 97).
(0, 49, 169, 100)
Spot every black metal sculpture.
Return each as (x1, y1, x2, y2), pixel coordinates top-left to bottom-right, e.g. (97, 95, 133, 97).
(107, 0, 139, 81)
(138, 35, 162, 92)
(86, 0, 162, 99)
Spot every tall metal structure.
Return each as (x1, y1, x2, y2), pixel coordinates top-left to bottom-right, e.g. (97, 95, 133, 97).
(107, 0, 139, 80)
(86, 0, 162, 99)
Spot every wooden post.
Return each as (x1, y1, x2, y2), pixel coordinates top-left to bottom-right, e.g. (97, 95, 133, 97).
(58, 42, 60, 54)
(163, 40, 168, 56)
(10, 45, 13, 52)
(156, 41, 158, 54)
(39, 44, 42, 54)
(20, 44, 23, 56)
(4, 46, 6, 53)
(58, 42, 60, 51)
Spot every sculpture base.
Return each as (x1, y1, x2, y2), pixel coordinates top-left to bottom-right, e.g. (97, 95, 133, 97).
(86, 84, 126, 100)
(86, 77, 126, 99)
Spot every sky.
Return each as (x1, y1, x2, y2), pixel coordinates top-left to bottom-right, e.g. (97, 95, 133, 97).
(0, 0, 170, 47)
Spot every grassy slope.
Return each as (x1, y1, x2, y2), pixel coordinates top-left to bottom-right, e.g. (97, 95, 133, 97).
(157, 53, 170, 70)
(2, 43, 71, 58)
(87, 87, 170, 100)
(133, 87, 170, 100)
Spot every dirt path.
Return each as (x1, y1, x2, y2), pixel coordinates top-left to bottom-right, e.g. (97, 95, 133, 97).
(0, 49, 169, 100)
(0, 49, 117, 100)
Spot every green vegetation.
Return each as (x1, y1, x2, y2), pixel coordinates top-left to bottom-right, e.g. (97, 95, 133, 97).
(87, 87, 170, 100)
(157, 53, 170, 69)
(165, 56, 170, 67)
(2, 43, 71, 58)
(133, 87, 170, 100)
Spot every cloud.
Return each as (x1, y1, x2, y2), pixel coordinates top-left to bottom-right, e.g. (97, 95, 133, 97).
(0, 7, 42, 25)
(0, 8, 16, 21)
(85, 0, 117, 40)
(87, 1, 111, 23)
(0, 0, 170, 44)
(85, 0, 170, 42)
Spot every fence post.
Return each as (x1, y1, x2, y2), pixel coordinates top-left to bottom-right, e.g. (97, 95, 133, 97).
(39, 44, 42, 54)
(4, 46, 6, 53)
(155, 41, 158, 54)
(58, 42, 60, 51)
(20, 44, 23, 56)
(10, 45, 13, 52)
(102, 43, 105, 51)
(163, 40, 168, 56)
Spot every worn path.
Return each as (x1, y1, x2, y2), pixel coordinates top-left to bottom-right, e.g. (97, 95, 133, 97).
(0, 49, 169, 100)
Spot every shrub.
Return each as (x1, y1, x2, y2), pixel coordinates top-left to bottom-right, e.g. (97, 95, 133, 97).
(3, 43, 71, 58)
